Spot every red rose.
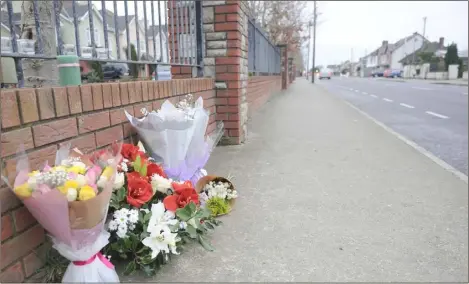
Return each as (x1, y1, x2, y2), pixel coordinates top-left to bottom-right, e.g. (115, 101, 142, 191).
(121, 144, 140, 161)
(171, 181, 194, 192)
(147, 163, 167, 179)
(163, 183, 199, 212)
(126, 173, 153, 208)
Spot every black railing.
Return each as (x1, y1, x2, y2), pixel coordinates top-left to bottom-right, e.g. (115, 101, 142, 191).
(1, 0, 203, 87)
(247, 18, 281, 75)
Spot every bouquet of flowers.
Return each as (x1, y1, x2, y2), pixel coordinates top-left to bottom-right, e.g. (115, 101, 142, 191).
(105, 143, 221, 276)
(124, 94, 224, 186)
(196, 176, 238, 217)
(6, 143, 121, 283)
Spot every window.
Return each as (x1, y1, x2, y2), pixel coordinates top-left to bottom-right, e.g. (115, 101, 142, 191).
(86, 28, 100, 47)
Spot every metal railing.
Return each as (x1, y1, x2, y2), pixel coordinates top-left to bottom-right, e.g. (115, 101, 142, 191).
(1, 0, 203, 87)
(247, 18, 281, 75)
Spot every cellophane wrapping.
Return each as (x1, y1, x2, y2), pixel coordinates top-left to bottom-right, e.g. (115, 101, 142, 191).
(125, 96, 224, 185)
(5, 143, 122, 283)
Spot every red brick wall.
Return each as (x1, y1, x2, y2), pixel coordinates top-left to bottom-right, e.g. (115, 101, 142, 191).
(246, 76, 282, 116)
(0, 78, 215, 282)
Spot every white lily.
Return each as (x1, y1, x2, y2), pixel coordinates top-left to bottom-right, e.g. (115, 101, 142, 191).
(142, 225, 178, 259)
(147, 202, 178, 231)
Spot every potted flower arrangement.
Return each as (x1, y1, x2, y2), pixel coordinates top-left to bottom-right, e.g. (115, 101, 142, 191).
(196, 176, 238, 217)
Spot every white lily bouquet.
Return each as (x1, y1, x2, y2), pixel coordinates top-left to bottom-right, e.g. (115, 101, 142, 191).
(125, 94, 224, 186)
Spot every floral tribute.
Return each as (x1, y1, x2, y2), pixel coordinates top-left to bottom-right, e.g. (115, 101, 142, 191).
(104, 143, 222, 276)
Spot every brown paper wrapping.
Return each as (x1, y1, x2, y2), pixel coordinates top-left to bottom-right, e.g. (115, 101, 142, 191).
(68, 182, 113, 229)
(196, 175, 236, 209)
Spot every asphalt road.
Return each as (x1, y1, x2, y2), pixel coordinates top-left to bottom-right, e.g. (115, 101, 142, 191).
(317, 76, 468, 175)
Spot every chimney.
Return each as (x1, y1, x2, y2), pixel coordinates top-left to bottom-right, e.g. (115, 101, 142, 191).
(439, 37, 445, 49)
(382, 40, 388, 46)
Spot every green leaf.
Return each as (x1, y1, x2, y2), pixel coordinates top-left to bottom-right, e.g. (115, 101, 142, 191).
(142, 265, 155, 276)
(117, 187, 126, 202)
(123, 260, 136, 275)
(188, 202, 197, 215)
(186, 225, 198, 239)
(197, 235, 215, 251)
(204, 221, 215, 230)
(176, 206, 193, 221)
(139, 161, 148, 177)
(123, 237, 132, 250)
(134, 155, 142, 172)
(119, 253, 128, 259)
(143, 211, 152, 223)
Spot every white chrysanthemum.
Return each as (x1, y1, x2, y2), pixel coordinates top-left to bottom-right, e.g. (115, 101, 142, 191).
(108, 220, 118, 231)
(96, 176, 108, 188)
(116, 224, 128, 238)
(179, 221, 187, 230)
(76, 174, 87, 187)
(120, 161, 128, 172)
(129, 223, 136, 231)
(66, 188, 78, 202)
(151, 174, 173, 194)
(113, 172, 125, 190)
(128, 209, 139, 224)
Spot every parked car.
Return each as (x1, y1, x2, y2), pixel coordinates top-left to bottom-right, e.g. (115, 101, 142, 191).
(383, 69, 402, 78)
(102, 63, 129, 80)
(371, 70, 384, 77)
(318, 68, 332, 80)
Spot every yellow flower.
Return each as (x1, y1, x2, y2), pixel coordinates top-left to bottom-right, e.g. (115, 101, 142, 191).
(51, 166, 66, 172)
(58, 180, 80, 195)
(101, 166, 115, 179)
(28, 171, 40, 177)
(14, 183, 32, 199)
(78, 185, 96, 201)
(67, 165, 86, 175)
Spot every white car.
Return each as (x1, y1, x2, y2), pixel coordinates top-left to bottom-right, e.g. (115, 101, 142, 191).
(318, 69, 332, 80)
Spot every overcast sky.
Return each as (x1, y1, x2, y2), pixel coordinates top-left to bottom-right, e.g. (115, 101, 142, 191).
(304, 1, 468, 67)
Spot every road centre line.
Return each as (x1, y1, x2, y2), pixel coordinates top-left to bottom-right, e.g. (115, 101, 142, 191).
(412, 86, 433, 91)
(383, 98, 393, 102)
(425, 111, 449, 119)
(399, 103, 415, 109)
(354, 90, 359, 93)
(370, 94, 378, 98)
(362, 92, 368, 95)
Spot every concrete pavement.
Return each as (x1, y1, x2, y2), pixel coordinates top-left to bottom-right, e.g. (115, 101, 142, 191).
(320, 76, 468, 175)
(121, 79, 468, 282)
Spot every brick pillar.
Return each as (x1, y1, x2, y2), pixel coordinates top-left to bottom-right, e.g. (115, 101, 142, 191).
(202, 0, 248, 145)
(278, 44, 288, 90)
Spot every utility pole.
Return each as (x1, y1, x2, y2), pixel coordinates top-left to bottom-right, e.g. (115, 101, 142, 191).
(422, 16, 427, 39)
(306, 21, 312, 80)
(311, 1, 317, 83)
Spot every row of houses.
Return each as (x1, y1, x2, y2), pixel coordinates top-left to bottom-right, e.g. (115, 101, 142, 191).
(0, 1, 170, 62)
(335, 32, 467, 77)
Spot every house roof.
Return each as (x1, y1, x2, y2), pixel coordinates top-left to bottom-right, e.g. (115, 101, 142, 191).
(0, 11, 21, 36)
(98, 9, 136, 34)
(62, 2, 89, 19)
(147, 24, 168, 36)
(399, 41, 444, 64)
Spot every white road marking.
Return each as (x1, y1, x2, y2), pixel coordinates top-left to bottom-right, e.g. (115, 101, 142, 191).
(463, 92, 468, 95)
(362, 92, 368, 95)
(383, 98, 393, 102)
(400, 103, 415, 109)
(412, 87, 433, 91)
(354, 90, 359, 93)
(425, 111, 449, 119)
(341, 100, 467, 184)
(349, 88, 354, 91)
(370, 94, 378, 98)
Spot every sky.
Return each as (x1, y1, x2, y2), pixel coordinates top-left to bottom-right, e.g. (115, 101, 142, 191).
(303, 1, 469, 68)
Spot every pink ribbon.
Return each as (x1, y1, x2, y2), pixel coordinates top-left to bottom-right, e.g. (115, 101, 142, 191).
(72, 252, 114, 269)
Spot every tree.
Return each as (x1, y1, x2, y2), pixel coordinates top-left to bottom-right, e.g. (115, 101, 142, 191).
(444, 43, 459, 70)
(20, 1, 62, 87)
(124, 44, 139, 79)
(245, 1, 312, 52)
